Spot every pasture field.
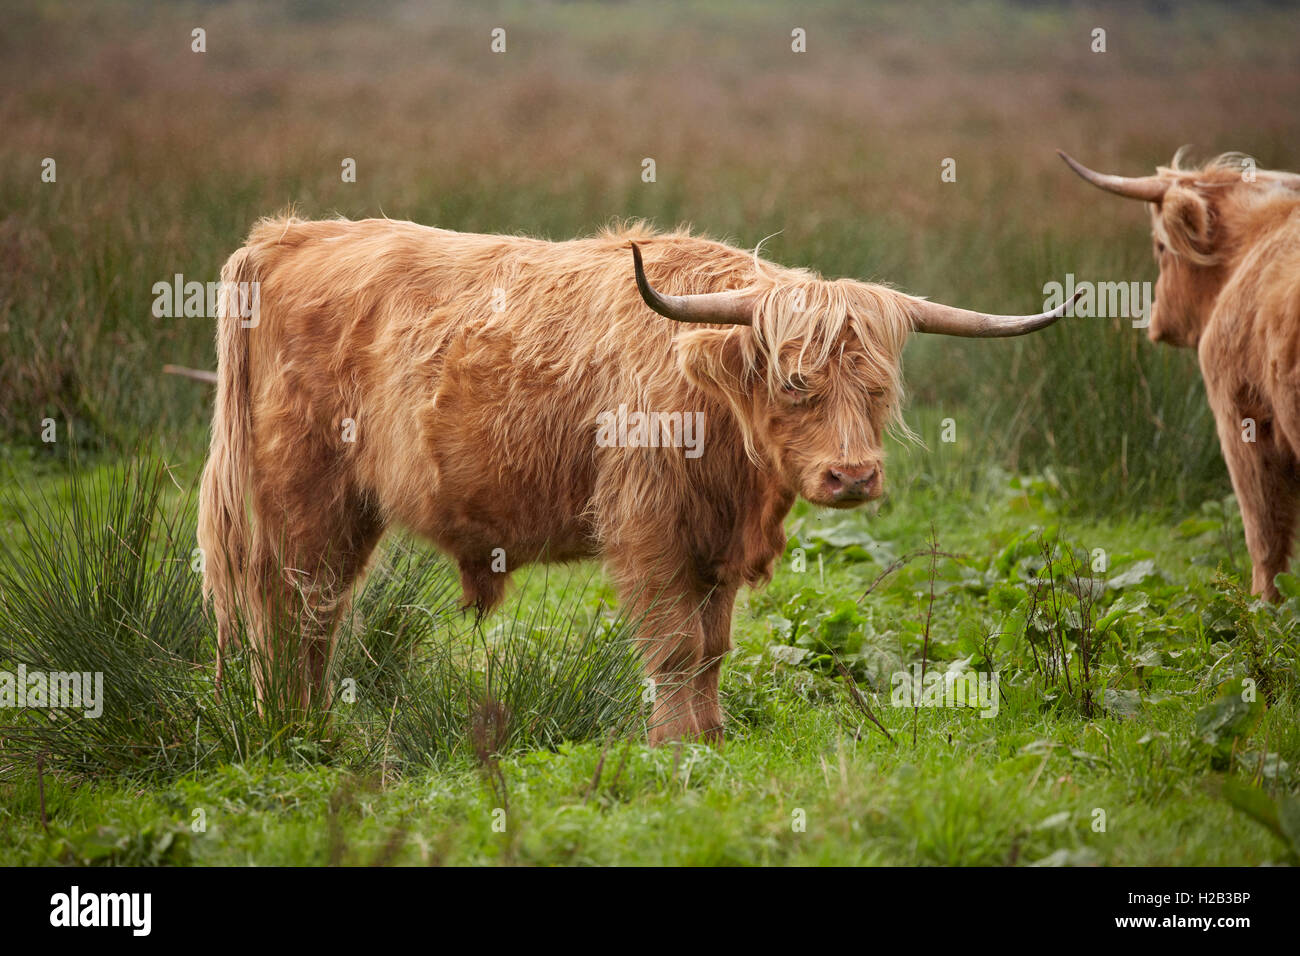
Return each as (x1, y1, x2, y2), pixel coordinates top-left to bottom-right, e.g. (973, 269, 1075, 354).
(1, 0, 1299, 867)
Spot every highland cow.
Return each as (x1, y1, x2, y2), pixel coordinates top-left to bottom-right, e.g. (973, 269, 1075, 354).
(198, 216, 1071, 742)
(1062, 150, 1300, 599)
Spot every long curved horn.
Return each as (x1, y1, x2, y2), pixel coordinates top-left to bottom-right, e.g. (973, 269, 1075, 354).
(630, 243, 755, 326)
(1267, 170, 1300, 190)
(910, 289, 1083, 337)
(1058, 150, 1169, 203)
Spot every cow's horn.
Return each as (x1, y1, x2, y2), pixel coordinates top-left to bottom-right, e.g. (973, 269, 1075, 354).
(1058, 150, 1169, 203)
(910, 289, 1083, 338)
(631, 243, 755, 326)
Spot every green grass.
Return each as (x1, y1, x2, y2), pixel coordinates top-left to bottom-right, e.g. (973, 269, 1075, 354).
(1, 444, 1296, 866)
(3, 687, 1294, 866)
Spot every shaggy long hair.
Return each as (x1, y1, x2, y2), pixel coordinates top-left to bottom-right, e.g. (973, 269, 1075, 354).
(197, 215, 917, 730)
(1152, 150, 1300, 267)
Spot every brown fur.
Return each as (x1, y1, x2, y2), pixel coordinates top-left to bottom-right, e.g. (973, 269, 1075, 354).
(1139, 153, 1300, 599)
(198, 216, 921, 742)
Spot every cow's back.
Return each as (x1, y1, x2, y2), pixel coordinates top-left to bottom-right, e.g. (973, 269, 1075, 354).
(237, 216, 748, 566)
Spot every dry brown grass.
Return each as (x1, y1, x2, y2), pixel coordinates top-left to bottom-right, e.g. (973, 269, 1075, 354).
(6, 1, 1296, 236)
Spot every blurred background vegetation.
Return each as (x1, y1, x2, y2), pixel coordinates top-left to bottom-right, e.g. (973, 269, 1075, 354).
(2, 0, 1298, 512)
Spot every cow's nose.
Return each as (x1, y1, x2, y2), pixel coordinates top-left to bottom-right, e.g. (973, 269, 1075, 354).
(826, 465, 879, 499)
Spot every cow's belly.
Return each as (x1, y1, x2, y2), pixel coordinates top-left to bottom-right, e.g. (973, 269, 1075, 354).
(375, 423, 600, 567)
(416, 476, 597, 567)
(361, 353, 603, 567)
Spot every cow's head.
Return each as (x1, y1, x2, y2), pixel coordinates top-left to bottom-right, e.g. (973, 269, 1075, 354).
(1060, 150, 1300, 349)
(631, 243, 1072, 508)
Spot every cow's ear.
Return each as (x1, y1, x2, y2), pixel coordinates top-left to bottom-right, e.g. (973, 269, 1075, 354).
(674, 327, 760, 400)
(1161, 186, 1215, 260)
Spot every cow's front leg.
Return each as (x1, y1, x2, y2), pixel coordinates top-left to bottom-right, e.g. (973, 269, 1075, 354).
(640, 595, 708, 746)
(690, 584, 737, 743)
(609, 562, 710, 744)
(1210, 401, 1300, 600)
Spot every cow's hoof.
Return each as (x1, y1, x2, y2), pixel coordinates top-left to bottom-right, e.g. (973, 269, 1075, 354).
(696, 723, 724, 745)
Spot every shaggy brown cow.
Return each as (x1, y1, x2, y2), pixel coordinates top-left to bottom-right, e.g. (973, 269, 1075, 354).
(1061, 150, 1300, 600)
(198, 216, 1072, 743)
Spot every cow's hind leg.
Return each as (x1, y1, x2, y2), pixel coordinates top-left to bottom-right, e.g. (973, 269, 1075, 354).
(298, 493, 388, 704)
(249, 482, 387, 711)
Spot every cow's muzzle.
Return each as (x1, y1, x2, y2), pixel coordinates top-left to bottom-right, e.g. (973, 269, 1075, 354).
(819, 464, 883, 506)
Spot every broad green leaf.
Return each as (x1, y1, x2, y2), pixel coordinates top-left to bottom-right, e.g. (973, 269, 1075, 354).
(1193, 679, 1264, 751)
(1107, 559, 1158, 590)
(768, 644, 810, 666)
(1274, 572, 1300, 600)
(1103, 688, 1142, 718)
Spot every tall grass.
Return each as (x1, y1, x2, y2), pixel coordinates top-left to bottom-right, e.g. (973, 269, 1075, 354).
(389, 569, 645, 768)
(0, 451, 645, 782)
(898, 226, 1225, 511)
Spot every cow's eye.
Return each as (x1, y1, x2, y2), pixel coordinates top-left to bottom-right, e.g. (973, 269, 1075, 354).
(1155, 240, 1166, 256)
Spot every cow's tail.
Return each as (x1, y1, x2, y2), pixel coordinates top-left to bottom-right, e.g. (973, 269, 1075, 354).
(198, 243, 261, 690)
